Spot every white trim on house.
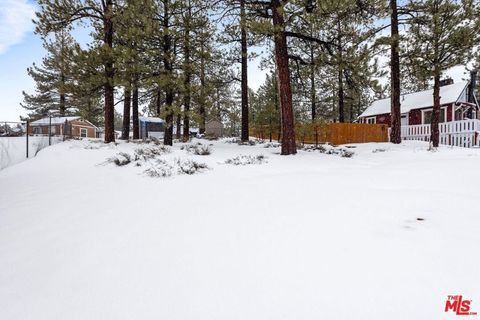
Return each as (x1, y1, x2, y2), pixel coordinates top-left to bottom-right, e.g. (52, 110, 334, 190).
(365, 116, 376, 124)
(79, 128, 88, 138)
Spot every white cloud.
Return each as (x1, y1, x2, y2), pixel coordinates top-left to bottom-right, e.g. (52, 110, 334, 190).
(0, 0, 35, 55)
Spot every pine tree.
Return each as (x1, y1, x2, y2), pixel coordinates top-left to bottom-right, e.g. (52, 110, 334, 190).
(219, 0, 263, 142)
(406, 0, 477, 148)
(21, 29, 78, 118)
(35, 0, 119, 143)
(389, 0, 402, 143)
(115, 0, 156, 140)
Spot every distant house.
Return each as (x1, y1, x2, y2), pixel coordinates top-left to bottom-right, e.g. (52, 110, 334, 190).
(358, 79, 480, 147)
(358, 80, 478, 126)
(139, 116, 165, 139)
(205, 119, 224, 138)
(29, 116, 98, 139)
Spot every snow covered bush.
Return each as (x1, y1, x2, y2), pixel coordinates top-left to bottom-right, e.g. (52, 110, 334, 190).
(339, 149, 355, 158)
(264, 142, 280, 148)
(325, 147, 355, 158)
(223, 137, 241, 144)
(181, 142, 212, 155)
(238, 140, 259, 146)
(106, 152, 132, 166)
(225, 154, 267, 165)
(176, 159, 209, 174)
(143, 159, 174, 177)
(134, 146, 170, 160)
(301, 145, 327, 152)
(301, 144, 354, 158)
(140, 158, 209, 177)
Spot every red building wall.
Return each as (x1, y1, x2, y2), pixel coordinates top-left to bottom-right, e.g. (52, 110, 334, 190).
(409, 109, 421, 125)
(376, 113, 391, 126)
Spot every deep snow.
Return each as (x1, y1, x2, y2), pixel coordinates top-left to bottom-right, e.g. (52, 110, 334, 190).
(0, 138, 479, 320)
(0, 136, 63, 170)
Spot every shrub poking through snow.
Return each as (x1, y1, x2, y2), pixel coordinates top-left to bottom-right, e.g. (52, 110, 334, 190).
(223, 137, 241, 144)
(264, 142, 281, 148)
(134, 146, 170, 160)
(225, 154, 267, 165)
(325, 148, 354, 158)
(302, 145, 327, 152)
(176, 159, 209, 174)
(238, 140, 259, 146)
(144, 159, 174, 177)
(339, 149, 355, 158)
(181, 142, 212, 155)
(372, 148, 387, 153)
(106, 152, 132, 166)
(300, 144, 354, 158)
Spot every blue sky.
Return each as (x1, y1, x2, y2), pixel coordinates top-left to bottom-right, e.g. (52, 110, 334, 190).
(0, 0, 38, 122)
(0, 0, 470, 123)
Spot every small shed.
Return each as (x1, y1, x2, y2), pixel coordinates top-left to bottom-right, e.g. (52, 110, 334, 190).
(139, 116, 165, 139)
(205, 119, 224, 138)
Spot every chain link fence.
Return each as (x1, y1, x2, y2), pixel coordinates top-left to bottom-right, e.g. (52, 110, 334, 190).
(0, 120, 64, 170)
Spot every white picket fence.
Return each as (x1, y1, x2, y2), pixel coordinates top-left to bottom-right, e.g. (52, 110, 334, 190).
(401, 119, 480, 148)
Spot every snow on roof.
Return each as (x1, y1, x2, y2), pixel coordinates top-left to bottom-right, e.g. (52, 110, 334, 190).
(30, 116, 80, 125)
(359, 81, 469, 118)
(139, 116, 164, 123)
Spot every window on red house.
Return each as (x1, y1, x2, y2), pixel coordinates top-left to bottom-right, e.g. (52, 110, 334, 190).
(422, 108, 445, 124)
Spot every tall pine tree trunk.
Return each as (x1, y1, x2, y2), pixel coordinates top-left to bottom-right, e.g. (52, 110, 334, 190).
(337, 21, 345, 123)
(310, 47, 316, 122)
(272, 0, 296, 155)
(199, 41, 206, 134)
(121, 88, 131, 140)
(60, 72, 66, 116)
(430, 74, 441, 147)
(183, 5, 191, 142)
(156, 89, 161, 116)
(132, 85, 139, 139)
(390, 0, 402, 144)
(59, 92, 66, 116)
(163, 0, 174, 146)
(176, 114, 181, 139)
(103, 0, 115, 143)
(338, 66, 345, 123)
(240, 0, 249, 142)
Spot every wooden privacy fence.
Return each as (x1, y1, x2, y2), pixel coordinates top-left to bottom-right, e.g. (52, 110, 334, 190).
(250, 123, 389, 145)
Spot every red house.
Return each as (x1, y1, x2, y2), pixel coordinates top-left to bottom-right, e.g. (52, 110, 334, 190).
(358, 80, 480, 147)
(359, 80, 478, 126)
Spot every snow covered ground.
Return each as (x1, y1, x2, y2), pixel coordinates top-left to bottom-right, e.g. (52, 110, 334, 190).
(0, 136, 63, 170)
(0, 138, 479, 320)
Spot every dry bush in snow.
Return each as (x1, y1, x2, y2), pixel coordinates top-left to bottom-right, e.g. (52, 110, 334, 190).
(134, 146, 171, 160)
(176, 159, 210, 174)
(181, 142, 212, 155)
(106, 152, 132, 166)
(225, 154, 267, 165)
(144, 159, 174, 177)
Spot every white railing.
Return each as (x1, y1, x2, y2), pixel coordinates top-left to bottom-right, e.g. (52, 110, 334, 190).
(401, 119, 480, 148)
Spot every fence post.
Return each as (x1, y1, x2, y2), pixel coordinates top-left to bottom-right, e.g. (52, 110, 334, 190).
(63, 120, 67, 141)
(26, 120, 29, 158)
(48, 116, 52, 146)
